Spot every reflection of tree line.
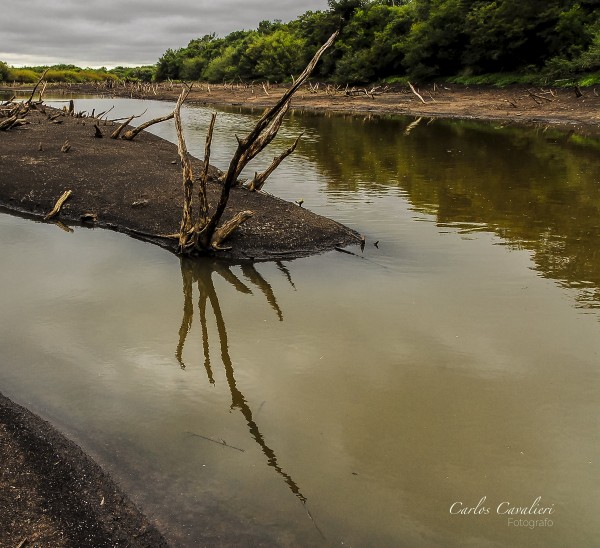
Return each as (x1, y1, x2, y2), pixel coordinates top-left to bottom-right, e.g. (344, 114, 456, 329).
(176, 258, 306, 502)
(291, 113, 600, 309)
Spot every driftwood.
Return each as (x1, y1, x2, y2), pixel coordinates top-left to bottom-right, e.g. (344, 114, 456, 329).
(408, 82, 427, 104)
(173, 87, 195, 251)
(44, 190, 72, 220)
(210, 210, 255, 250)
(0, 103, 30, 131)
(173, 90, 255, 252)
(121, 111, 175, 140)
(0, 114, 19, 131)
(527, 89, 553, 103)
(110, 115, 134, 139)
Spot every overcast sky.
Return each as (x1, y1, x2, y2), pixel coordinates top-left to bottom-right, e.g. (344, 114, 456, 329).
(1, 0, 329, 68)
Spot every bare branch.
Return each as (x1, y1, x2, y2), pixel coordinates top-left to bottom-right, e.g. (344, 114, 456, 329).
(26, 68, 49, 105)
(121, 111, 175, 140)
(408, 82, 427, 104)
(247, 133, 302, 191)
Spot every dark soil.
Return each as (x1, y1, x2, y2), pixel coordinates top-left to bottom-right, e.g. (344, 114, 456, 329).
(0, 392, 167, 547)
(0, 105, 360, 261)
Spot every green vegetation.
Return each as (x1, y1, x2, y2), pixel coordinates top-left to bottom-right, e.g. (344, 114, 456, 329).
(0, 61, 9, 82)
(0, 63, 155, 84)
(1, 0, 599, 86)
(154, 0, 600, 85)
(0, 64, 119, 84)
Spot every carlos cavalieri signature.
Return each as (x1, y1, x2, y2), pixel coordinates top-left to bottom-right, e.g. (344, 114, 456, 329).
(450, 497, 556, 526)
(449, 496, 555, 516)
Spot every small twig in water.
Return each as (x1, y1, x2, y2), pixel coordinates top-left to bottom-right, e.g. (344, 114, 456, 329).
(185, 431, 245, 452)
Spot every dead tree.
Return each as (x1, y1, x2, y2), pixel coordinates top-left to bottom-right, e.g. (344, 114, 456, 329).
(172, 29, 339, 255)
(25, 68, 49, 105)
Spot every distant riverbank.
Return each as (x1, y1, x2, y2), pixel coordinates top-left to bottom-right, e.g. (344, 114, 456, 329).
(28, 81, 600, 135)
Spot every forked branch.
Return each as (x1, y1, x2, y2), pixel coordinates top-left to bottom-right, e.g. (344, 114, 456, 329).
(247, 133, 303, 192)
(169, 30, 339, 255)
(202, 29, 339, 244)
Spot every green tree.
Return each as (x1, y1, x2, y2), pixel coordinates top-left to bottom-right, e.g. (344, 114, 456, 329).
(402, 0, 470, 80)
(328, 0, 367, 21)
(245, 29, 308, 81)
(0, 61, 9, 82)
(333, 3, 413, 82)
(156, 49, 180, 80)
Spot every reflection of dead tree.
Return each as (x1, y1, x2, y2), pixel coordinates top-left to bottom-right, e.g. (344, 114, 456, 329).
(404, 116, 423, 136)
(176, 258, 306, 502)
(240, 263, 283, 321)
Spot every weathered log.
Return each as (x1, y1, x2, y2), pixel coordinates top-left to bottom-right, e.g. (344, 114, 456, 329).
(211, 210, 255, 250)
(44, 190, 72, 220)
(0, 114, 18, 131)
(110, 115, 134, 139)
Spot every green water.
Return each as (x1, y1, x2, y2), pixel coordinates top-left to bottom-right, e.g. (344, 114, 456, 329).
(1, 97, 599, 546)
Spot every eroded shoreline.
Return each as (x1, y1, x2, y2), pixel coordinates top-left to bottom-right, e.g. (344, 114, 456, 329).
(39, 81, 600, 135)
(0, 105, 360, 261)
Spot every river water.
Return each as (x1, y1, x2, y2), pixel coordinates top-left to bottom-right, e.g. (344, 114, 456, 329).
(1, 96, 599, 546)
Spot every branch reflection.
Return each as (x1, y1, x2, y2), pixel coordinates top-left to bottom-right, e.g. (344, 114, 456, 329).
(177, 257, 305, 502)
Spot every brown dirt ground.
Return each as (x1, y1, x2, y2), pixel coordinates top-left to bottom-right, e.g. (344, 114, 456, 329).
(1, 81, 598, 546)
(62, 80, 600, 134)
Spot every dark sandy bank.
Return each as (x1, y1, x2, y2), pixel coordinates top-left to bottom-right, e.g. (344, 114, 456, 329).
(0, 391, 167, 547)
(0, 105, 359, 260)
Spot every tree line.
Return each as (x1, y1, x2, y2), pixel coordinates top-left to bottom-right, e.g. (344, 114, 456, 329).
(0, 62, 155, 84)
(155, 0, 600, 85)
(2, 0, 599, 86)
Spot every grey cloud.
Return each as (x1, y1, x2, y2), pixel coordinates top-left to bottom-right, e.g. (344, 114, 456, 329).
(0, 0, 328, 67)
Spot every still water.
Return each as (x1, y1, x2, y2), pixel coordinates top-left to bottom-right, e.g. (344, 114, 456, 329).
(1, 97, 600, 546)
